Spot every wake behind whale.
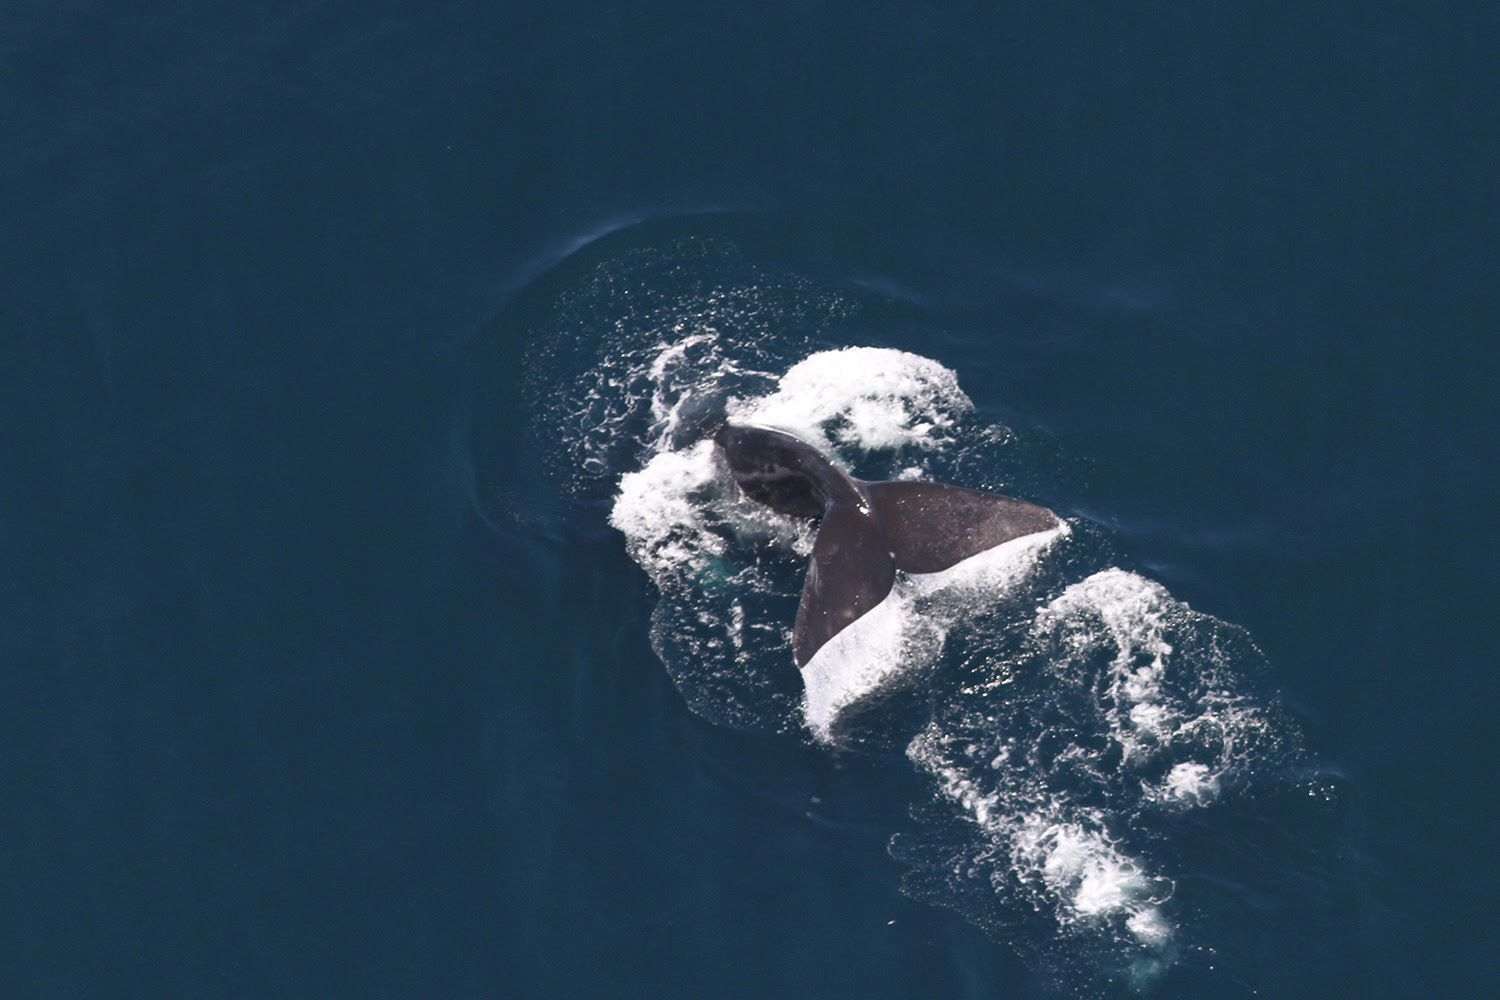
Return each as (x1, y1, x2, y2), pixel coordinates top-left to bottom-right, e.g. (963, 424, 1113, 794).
(516, 240, 1352, 996)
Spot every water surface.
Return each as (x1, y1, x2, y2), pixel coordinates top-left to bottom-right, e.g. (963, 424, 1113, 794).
(3, 3, 1497, 998)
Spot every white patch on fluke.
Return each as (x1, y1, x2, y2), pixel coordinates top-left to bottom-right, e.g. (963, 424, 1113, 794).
(800, 589, 936, 738)
(802, 525, 1068, 740)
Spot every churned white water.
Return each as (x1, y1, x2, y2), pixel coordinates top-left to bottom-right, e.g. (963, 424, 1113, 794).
(728, 346, 973, 454)
(548, 274, 1307, 984)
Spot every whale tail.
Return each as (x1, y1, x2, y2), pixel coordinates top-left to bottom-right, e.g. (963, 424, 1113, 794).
(792, 479, 1058, 666)
(712, 422, 1059, 668)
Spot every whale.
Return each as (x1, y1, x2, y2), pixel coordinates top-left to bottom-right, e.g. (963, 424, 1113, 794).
(714, 424, 1060, 667)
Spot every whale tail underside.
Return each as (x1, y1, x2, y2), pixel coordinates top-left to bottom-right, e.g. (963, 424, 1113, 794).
(791, 480, 1059, 667)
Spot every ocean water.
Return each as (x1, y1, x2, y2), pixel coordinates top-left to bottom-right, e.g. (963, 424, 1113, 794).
(4, 3, 1498, 999)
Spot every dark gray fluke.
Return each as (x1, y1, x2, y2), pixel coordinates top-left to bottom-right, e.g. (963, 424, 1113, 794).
(714, 425, 1059, 667)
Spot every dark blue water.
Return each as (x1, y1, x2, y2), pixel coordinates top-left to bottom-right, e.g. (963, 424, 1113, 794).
(4, 3, 1497, 998)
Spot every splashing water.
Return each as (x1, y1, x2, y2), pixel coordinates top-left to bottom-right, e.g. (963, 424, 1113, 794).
(518, 240, 1339, 995)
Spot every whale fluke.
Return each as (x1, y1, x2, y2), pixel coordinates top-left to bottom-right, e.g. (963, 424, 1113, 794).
(714, 425, 1059, 667)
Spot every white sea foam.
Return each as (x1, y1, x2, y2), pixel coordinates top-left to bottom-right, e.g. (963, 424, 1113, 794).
(728, 346, 972, 454)
(1160, 761, 1221, 805)
(1013, 816, 1170, 934)
(899, 564, 1295, 959)
(610, 440, 724, 581)
(1041, 570, 1185, 768)
(1036, 568, 1278, 813)
(611, 435, 811, 591)
(921, 744, 1177, 949)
